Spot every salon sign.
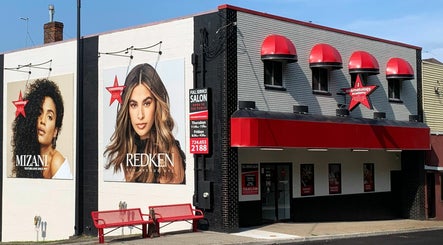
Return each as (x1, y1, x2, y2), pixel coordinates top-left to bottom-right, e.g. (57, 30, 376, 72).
(189, 88, 209, 154)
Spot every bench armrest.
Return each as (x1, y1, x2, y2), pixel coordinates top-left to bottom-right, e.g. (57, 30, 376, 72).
(153, 212, 163, 219)
(93, 218, 106, 225)
(142, 213, 152, 221)
(192, 208, 204, 216)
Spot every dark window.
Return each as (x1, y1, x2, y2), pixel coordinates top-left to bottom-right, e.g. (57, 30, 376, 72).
(351, 73, 368, 87)
(264, 61, 283, 87)
(388, 79, 401, 101)
(312, 67, 329, 92)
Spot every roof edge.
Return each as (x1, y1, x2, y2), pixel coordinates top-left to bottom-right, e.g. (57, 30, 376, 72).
(218, 4, 421, 51)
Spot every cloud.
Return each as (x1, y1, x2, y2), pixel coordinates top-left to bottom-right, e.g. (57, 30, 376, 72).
(342, 13, 443, 61)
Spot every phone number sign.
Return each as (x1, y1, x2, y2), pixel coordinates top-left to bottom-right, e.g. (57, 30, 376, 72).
(189, 88, 209, 154)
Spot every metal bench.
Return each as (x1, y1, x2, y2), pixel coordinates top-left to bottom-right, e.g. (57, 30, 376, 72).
(91, 208, 153, 243)
(149, 203, 204, 236)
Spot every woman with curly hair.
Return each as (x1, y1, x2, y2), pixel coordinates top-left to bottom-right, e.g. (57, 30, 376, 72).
(105, 63, 185, 183)
(12, 79, 72, 179)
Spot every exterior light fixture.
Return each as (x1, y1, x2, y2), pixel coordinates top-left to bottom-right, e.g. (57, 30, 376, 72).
(307, 148, 328, 152)
(386, 149, 402, 152)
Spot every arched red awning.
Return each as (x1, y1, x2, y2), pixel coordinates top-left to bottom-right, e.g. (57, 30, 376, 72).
(348, 51, 379, 75)
(309, 43, 342, 69)
(386, 58, 414, 80)
(261, 34, 297, 63)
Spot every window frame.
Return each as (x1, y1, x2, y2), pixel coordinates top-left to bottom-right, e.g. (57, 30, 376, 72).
(388, 78, 402, 102)
(264, 60, 285, 90)
(312, 67, 331, 95)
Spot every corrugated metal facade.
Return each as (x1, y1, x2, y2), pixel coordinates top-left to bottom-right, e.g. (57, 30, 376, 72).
(423, 60, 443, 132)
(236, 11, 419, 120)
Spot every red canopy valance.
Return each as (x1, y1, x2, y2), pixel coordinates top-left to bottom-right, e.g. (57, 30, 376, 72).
(309, 43, 342, 69)
(261, 34, 297, 63)
(348, 51, 379, 74)
(386, 57, 414, 80)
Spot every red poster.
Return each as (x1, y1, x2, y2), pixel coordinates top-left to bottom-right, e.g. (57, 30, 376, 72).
(241, 164, 258, 195)
(328, 164, 341, 194)
(300, 164, 314, 196)
(363, 163, 375, 192)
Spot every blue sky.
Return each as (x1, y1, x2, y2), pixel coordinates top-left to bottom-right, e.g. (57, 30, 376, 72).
(1, 0, 442, 61)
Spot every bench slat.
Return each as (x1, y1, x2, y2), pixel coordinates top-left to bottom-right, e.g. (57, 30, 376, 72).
(150, 204, 194, 218)
(156, 215, 203, 222)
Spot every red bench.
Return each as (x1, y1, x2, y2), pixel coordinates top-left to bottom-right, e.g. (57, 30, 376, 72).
(149, 203, 204, 236)
(91, 208, 153, 243)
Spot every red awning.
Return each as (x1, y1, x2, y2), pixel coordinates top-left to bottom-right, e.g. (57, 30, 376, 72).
(261, 34, 297, 63)
(386, 58, 414, 80)
(309, 43, 342, 69)
(348, 51, 379, 75)
(231, 110, 430, 150)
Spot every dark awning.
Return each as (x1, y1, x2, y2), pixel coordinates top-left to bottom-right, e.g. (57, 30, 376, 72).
(309, 43, 342, 69)
(348, 51, 379, 75)
(261, 34, 297, 63)
(386, 57, 414, 80)
(231, 109, 430, 150)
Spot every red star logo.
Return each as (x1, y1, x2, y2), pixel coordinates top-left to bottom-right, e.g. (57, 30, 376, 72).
(106, 75, 126, 106)
(12, 90, 28, 118)
(342, 75, 377, 111)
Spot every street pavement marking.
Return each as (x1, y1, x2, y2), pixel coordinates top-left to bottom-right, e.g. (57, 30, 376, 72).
(232, 229, 300, 240)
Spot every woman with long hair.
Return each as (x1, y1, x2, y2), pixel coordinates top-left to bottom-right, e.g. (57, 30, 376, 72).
(105, 63, 185, 183)
(12, 79, 71, 179)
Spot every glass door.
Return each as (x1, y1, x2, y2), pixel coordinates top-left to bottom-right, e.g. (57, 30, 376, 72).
(261, 163, 292, 223)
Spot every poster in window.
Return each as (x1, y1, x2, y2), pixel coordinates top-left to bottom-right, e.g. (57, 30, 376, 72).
(241, 164, 258, 195)
(328, 163, 341, 194)
(300, 164, 314, 196)
(363, 163, 375, 192)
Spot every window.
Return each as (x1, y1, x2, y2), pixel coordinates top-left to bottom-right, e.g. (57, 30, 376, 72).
(264, 61, 283, 88)
(350, 73, 368, 87)
(312, 67, 329, 92)
(388, 79, 401, 101)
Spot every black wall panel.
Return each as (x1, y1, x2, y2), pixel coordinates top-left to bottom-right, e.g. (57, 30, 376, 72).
(76, 36, 99, 236)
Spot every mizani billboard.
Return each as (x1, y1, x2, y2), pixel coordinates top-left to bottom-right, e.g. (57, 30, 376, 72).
(102, 59, 186, 184)
(6, 74, 75, 179)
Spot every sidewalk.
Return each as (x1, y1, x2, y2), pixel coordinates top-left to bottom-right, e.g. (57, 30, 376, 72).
(4, 219, 443, 244)
(145, 219, 443, 244)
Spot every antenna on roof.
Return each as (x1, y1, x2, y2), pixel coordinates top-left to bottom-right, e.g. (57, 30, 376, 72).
(19, 17, 35, 47)
(48, 4, 55, 22)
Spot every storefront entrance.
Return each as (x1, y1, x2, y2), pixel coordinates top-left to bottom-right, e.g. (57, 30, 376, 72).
(260, 163, 292, 223)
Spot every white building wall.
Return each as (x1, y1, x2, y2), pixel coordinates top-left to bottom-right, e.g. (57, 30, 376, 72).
(1, 14, 196, 242)
(238, 148, 401, 201)
(2, 41, 77, 242)
(236, 12, 418, 120)
(98, 18, 195, 234)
